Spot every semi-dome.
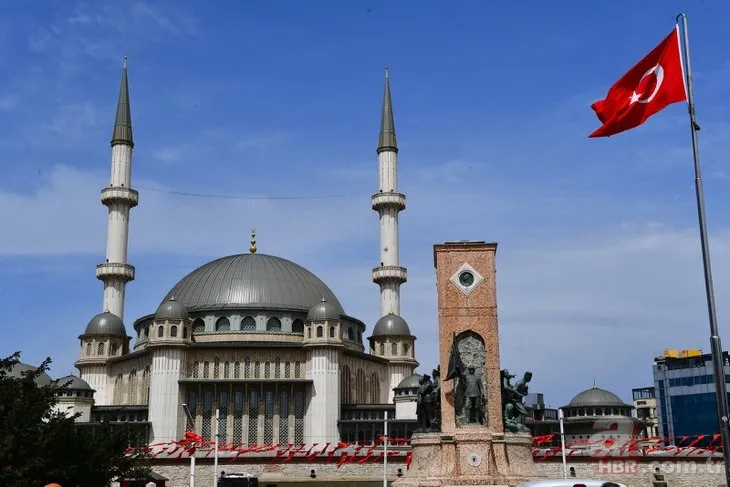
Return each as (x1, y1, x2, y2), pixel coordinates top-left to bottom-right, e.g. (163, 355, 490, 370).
(58, 375, 92, 390)
(307, 298, 340, 321)
(7, 362, 53, 386)
(371, 313, 411, 337)
(567, 386, 628, 407)
(161, 253, 345, 314)
(84, 311, 127, 337)
(155, 296, 189, 321)
(395, 373, 423, 390)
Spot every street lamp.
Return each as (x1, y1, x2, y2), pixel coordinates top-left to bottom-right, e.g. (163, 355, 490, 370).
(182, 403, 196, 487)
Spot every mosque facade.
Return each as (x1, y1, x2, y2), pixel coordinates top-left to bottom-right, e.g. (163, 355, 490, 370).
(62, 61, 423, 450)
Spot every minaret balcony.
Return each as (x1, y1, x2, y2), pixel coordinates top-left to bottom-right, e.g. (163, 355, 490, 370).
(372, 266, 408, 284)
(96, 263, 135, 282)
(371, 192, 406, 211)
(100, 187, 139, 207)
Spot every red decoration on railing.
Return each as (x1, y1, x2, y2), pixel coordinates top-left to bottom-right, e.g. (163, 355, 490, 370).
(124, 432, 725, 469)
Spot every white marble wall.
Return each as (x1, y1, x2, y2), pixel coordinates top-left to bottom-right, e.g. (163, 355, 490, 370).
(305, 347, 340, 444)
(148, 347, 187, 443)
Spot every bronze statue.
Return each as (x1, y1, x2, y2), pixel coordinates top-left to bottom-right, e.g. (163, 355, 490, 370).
(430, 366, 441, 429)
(415, 366, 443, 433)
(445, 333, 487, 426)
(501, 369, 532, 433)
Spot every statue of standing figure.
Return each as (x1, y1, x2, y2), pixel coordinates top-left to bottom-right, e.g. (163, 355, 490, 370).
(501, 369, 532, 433)
(415, 366, 443, 432)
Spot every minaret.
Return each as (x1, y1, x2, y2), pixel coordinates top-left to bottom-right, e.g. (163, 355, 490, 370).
(372, 67, 407, 316)
(96, 57, 138, 321)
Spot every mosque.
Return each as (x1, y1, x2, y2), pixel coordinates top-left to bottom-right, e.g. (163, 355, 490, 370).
(43, 61, 424, 450)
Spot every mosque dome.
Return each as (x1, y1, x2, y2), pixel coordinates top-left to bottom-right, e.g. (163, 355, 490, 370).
(155, 296, 189, 321)
(371, 313, 411, 337)
(84, 311, 127, 337)
(567, 386, 628, 407)
(8, 362, 53, 386)
(58, 375, 92, 390)
(161, 254, 345, 314)
(396, 374, 423, 390)
(307, 298, 340, 322)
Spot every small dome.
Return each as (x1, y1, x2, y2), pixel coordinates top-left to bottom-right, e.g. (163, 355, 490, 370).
(155, 296, 189, 321)
(395, 374, 423, 390)
(7, 362, 53, 386)
(567, 386, 628, 407)
(307, 298, 340, 322)
(58, 375, 92, 390)
(372, 313, 411, 337)
(84, 311, 127, 337)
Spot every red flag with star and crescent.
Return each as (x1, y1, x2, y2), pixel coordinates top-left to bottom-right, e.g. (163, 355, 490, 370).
(589, 26, 687, 137)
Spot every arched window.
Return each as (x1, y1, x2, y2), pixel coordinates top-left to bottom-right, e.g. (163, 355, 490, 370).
(213, 357, 220, 378)
(341, 365, 352, 404)
(215, 317, 230, 332)
(356, 369, 366, 403)
(391, 343, 398, 355)
(183, 327, 188, 338)
(224, 362, 230, 378)
(171, 325, 178, 337)
(142, 366, 150, 403)
(275, 358, 281, 379)
(97, 342, 105, 356)
(307, 327, 311, 339)
(192, 361, 199, 378)
(265, 361, 270, 378)
(316, 326, 323, 338)
(370, 373, 380, 403)
(379, 343, 385, 355)
(347, 327, 354, 340)
(266, 317, 281, 332)
(403, 343, 410, 356)
(241, 316, 256, 331)
(158, 326, 164, 338)
(244, 358, 251, 378)
(329, 326, 335, 338)
(113, 374, 124, 404)
(110, 343, 119, 356)
(292, 319, 304, 334)
(86, 342, 92, 356)
(192, 318, 205, 334)
(128, 370, 138, 405)
(203, 361, 210, 378)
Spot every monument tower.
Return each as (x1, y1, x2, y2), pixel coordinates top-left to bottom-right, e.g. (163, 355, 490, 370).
(395, 241, 541, 487)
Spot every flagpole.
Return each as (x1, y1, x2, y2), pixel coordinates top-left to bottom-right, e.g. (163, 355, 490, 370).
(677, 13, 730, 485)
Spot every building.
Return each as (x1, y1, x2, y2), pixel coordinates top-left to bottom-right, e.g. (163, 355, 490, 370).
(31, 61, 424, 458)
(653, 349, 730, 444)
(526, 385, 645, 448)
(632, 386, 658, 438)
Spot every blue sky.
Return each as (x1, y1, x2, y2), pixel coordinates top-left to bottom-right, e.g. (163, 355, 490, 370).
(2, 0, 730, 408)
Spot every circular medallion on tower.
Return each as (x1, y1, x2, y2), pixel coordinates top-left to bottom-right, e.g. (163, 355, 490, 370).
(458, 271, 475, 287)
(449, 262, 484, 296)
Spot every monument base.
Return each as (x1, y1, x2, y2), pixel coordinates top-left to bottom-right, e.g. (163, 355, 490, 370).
(393, 431, 544, 487)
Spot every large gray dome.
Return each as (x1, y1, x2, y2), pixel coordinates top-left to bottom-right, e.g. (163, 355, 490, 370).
(395, 374, 423, 390)
(567, 386, 628, 407)
(84, 311, 127, 337)
(372, 313, 411, 337)
(162, 253, 345, 314)
(8, 362, 53, 386)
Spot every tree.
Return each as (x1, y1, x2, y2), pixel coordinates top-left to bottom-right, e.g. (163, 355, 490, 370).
(0, 352, 151, 487)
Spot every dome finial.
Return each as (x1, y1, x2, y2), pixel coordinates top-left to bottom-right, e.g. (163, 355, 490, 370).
(250, 228, 257, 254)
(593, 378, 596, 389)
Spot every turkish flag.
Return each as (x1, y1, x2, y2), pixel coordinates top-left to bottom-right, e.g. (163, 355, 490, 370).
(589, 26, 687, 137)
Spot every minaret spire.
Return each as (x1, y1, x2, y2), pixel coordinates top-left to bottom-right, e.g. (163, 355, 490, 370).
(372, 67, 407, 316)
(97, 57, 139, 321)
(377, 65, 397, 154)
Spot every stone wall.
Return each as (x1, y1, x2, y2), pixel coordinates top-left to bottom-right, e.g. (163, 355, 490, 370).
(150, 458, 727, 487)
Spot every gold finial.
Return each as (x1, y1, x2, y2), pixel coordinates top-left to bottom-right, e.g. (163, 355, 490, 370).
(250, 229, 257, 254)
(592, 379, 596, 389)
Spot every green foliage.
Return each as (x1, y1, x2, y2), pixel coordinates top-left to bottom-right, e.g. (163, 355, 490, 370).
(0, 352, 151, 487)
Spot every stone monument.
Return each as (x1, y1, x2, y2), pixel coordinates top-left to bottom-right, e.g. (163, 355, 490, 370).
(394, 241, 543, 487)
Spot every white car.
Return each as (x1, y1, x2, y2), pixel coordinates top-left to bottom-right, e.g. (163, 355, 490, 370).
(517, 480, 628, 487)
